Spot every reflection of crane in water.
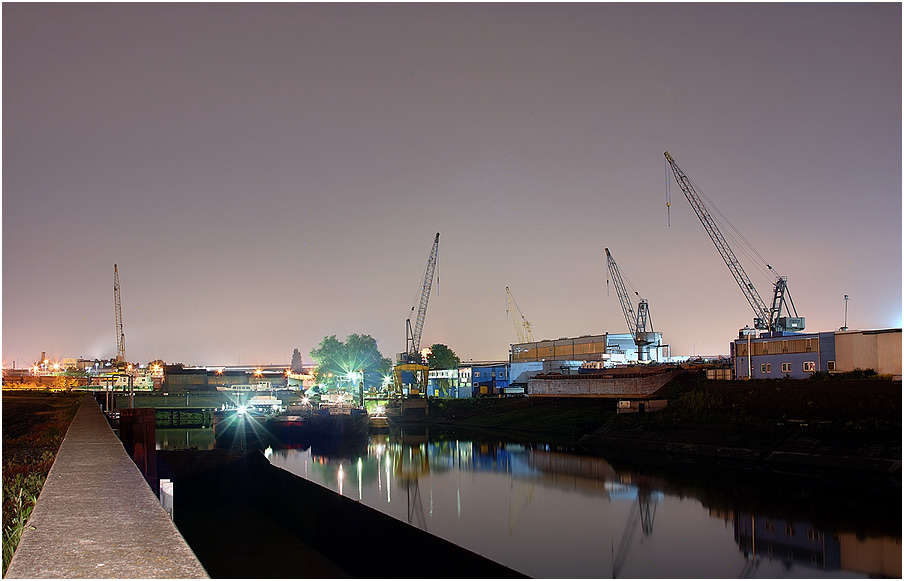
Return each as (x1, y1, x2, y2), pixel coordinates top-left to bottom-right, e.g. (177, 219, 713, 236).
(392, 436, 430, 530)
(509, 480, 535, 534)
(612, 488, 661, 578)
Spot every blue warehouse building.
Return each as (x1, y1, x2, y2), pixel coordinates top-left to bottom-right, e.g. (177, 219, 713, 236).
(731, 328, 901, 380)
(732, 330, 836, 380)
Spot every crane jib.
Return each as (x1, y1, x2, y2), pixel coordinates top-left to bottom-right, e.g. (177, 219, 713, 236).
(407, 233, 440, 357)
(663, 152, 804, 332)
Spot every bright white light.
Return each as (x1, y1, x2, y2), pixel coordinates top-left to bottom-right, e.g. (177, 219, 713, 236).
(374, 406, 385, 415)
(237, 405, 247, 415)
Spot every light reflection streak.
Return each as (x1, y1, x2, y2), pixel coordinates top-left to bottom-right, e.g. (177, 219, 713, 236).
(358, 457, 363, 501)
(386, 454, 392, 503)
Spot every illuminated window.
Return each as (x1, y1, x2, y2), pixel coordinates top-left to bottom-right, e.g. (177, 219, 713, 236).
(806, 529, 819, 541)
(781, 362, 792, 373)
(785, 524, 795, 537)
(803, 361, 816, 372)
(764, 521, 775, 533)
(827, 361, 836, 372)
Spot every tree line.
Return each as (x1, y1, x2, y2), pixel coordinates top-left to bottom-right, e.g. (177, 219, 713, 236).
(302, 334, 460, 390)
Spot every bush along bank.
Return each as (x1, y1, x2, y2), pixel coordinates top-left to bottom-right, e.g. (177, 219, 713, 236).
(2, 391, 81, 575)
(578, 371, 901, 480)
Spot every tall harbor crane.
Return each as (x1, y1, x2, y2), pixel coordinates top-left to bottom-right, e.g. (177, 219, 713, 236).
(393, 233, 440, 398)
(403, 232, 440, 363)
(664, 151, 804, 332)
(505, 287, 535, 344)
(113, 264, 126, 365)
(605, 248, 655, 361)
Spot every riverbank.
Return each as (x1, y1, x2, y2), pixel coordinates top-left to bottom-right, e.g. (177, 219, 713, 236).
(424, 374, 902, 481)
(1, 390, 81, 575)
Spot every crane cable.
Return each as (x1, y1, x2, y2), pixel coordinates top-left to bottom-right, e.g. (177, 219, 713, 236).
(665, 157, 671, 227)
(680, 171, 776, 283)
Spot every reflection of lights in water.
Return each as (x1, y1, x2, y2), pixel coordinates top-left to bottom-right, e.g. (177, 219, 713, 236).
(385, 455, 392, 504)
(457, 489, 461, 519)
(263, 446, 273, 459)
(358, 457, 363, 500)
(338, 464, 344, 496)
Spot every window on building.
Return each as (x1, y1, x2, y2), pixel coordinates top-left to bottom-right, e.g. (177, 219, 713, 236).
(805, 338, 812, 352)
(803, 361, 816, 372)
(761, 363, 767, 373)
(806, 529, 819, 542)
(785, 524, 795, 537)
(827, 361, 836, 372)
(764, 521, 775, 533)
(781, 362, 792, 373)
(782, 340, 789, 353)
(765, 363, 771, 373)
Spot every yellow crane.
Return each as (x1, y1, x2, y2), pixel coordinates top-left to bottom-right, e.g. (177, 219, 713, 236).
(392, 233, 440, 398)
(505, 287, 535, 344)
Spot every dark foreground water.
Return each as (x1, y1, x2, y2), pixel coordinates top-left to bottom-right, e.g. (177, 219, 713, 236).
(157, 428, 900, 578)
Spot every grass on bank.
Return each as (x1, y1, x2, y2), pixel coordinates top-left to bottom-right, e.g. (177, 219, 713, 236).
(2, 390, 81, 576)
(429, 369, 901, 442)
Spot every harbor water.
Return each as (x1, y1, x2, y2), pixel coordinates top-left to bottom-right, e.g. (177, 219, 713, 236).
(157, 428, 900, 578)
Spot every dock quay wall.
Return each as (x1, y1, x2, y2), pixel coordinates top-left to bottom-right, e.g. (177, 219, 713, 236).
(158, 449, 527, 578)
(528, 368, 683, 398)
(5, 395, 207, 579)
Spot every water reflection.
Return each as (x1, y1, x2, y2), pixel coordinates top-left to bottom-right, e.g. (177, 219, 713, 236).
(159, 428, 900, 578)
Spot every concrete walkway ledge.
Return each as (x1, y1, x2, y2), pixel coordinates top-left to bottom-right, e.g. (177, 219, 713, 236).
(6, 395, 208, 579)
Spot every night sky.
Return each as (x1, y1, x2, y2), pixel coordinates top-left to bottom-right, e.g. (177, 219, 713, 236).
(3, 3, 901, 367)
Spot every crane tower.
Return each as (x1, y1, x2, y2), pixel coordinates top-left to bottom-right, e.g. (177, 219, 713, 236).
(505, 287, 535, 344)
(113, 264, 126, 364)
(664, 151, 804, 332)
(393, 233, 439, 399)
(605, 248, 655, 361)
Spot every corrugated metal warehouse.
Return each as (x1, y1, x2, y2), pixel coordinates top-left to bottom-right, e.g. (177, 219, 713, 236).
(835, 329, 902, 377)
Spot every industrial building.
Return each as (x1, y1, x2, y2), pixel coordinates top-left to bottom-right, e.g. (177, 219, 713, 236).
(508, 332, 667, 388)
(731, 328, 901, 380)
(426, 361, 510, 398)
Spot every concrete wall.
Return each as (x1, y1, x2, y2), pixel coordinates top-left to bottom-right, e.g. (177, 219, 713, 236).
(6, 396, 207, 579)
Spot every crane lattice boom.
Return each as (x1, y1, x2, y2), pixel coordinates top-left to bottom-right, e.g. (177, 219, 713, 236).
(605, 249, 640, 336)
(406, 233, 440, 359)
(664, 151, 804, 332)
(113, 264, 126, 364)
(505, 287, 535, 344)
(605, 248, 654, 359)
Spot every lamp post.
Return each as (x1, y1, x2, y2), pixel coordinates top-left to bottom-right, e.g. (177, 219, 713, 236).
(841, 294, 849, 331)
